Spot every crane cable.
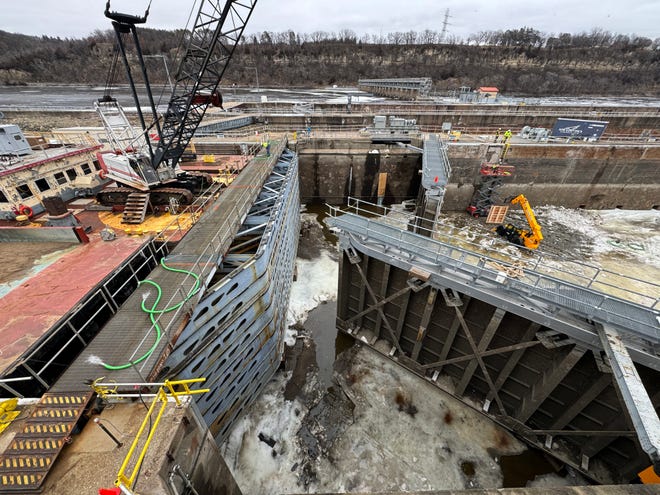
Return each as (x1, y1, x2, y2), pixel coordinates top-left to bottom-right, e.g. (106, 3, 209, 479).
(102, 258, 201, 371)
(103, 43, 121, 100)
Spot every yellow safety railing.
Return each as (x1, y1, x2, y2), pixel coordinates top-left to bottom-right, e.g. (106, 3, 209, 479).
(115, 378, 209, 492)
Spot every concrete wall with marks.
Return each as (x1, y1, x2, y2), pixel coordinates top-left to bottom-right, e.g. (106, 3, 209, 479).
(298, 138, 660, 210)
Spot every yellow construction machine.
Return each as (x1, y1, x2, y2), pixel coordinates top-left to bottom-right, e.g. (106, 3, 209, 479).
(495, 194, 543, 249)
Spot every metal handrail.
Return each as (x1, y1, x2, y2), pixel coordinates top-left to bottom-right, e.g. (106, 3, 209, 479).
(115, 378, 209, 493)
(125, 142, 285, 374)
(327, 198, 659, 341)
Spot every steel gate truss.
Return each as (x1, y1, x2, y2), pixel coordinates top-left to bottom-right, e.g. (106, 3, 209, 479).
(330, 208, 660, 483)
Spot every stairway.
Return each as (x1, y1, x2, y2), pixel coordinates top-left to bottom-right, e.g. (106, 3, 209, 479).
(0, 391, 94, 493)
(121, 192, 150, 224)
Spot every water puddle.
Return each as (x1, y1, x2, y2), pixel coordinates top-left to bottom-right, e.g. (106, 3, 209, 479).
(303, 301, 353, 389)
(497, 449, 558, 487)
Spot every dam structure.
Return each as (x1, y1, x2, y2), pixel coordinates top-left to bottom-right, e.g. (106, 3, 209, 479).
(0, 93, 658, 493)
(327, 196, 659, 484)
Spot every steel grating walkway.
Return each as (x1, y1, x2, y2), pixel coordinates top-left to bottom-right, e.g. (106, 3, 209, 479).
(51, 141, 286, 392)
(327, 210, 659, 365)
(0, 392, 93, 493)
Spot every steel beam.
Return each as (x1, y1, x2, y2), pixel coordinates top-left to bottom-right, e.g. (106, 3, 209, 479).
(597, 324, 660, 470)
(395, 290, 411, 343)
(453, 305, 506, 414)
(355, 256, 370, 329)
(346, 282, 416, 327)
(532, 430, 636, 437)
(551, 374, 612, 430)
(516, 345, 586, 423)
(353, 257, 402, 352)
(455, 308, 506, 396)
(336, 249, 351, 324)
(411, 288, 438, 361)
(582, 414, 631, 459)
(423, 341, 541, 370)
(373, 264, 391, 339)
(435, 297, 471, 374)
(486, 322, 541, 404)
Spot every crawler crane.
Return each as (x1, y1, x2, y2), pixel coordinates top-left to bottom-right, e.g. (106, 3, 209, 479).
(495, 194, 543, 249)
(95, 0, 258, 217)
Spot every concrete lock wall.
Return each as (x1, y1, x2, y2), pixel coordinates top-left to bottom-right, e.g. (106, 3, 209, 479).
(239, 102, 660, 134)
(297, 138, 422, 204)
(155, 404, 243, 495)
(298, 138, 660, 210)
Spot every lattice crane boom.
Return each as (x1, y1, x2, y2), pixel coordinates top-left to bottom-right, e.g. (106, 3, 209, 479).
(96, 1, 258, 209)
(154, 0, 258, 169)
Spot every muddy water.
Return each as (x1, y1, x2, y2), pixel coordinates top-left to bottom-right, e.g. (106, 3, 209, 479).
(497, 450, 558, 487)
(303, 301, 353, 389)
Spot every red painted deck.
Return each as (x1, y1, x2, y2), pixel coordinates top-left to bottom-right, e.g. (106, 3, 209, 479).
(0, 231, 145, 373)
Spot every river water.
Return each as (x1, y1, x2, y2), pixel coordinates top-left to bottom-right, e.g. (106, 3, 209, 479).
(0, 84, 373, 112)
(1, 84, 658, 112)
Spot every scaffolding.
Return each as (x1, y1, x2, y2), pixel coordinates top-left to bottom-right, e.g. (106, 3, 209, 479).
(466, 163, 515, 217)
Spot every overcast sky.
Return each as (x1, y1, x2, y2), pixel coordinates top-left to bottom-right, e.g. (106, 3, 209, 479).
(1, 0, 658, 40)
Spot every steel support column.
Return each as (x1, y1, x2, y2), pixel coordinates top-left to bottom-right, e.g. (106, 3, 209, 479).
(598, 324, 660, 470)
(373, 264, 391, 340)
(435, 297, 472, 374)
(355, 256, 370, 329)
(395, 291, 411, 342)
(411, 288, 438, 361)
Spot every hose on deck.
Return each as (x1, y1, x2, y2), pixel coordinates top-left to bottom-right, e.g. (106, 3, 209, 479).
(102, 258, 200, 371)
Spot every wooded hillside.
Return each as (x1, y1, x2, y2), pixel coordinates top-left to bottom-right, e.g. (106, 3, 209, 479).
(1, 27, 658, 96)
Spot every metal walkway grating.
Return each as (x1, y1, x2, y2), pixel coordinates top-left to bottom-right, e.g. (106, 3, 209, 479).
(0, 392, 93, 493)
(327, 210, 660, 346)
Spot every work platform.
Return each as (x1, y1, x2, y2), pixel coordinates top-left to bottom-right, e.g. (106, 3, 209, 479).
(328, 200, 659, 484)
(51, 140, 286, 391)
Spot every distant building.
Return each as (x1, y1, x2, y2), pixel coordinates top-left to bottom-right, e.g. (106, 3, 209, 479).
(477, 86, 499, 100)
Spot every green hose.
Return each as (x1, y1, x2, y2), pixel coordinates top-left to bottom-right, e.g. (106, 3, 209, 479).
(102, 258, 201, 371)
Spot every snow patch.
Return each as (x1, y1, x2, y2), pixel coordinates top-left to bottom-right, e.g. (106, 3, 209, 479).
(286, 250, 339, 339)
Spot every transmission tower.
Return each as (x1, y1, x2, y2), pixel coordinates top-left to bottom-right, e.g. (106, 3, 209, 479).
(440, 9, 451, 42)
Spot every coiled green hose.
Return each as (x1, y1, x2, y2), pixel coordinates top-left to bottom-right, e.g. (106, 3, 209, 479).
(102, 258, 200, 371)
